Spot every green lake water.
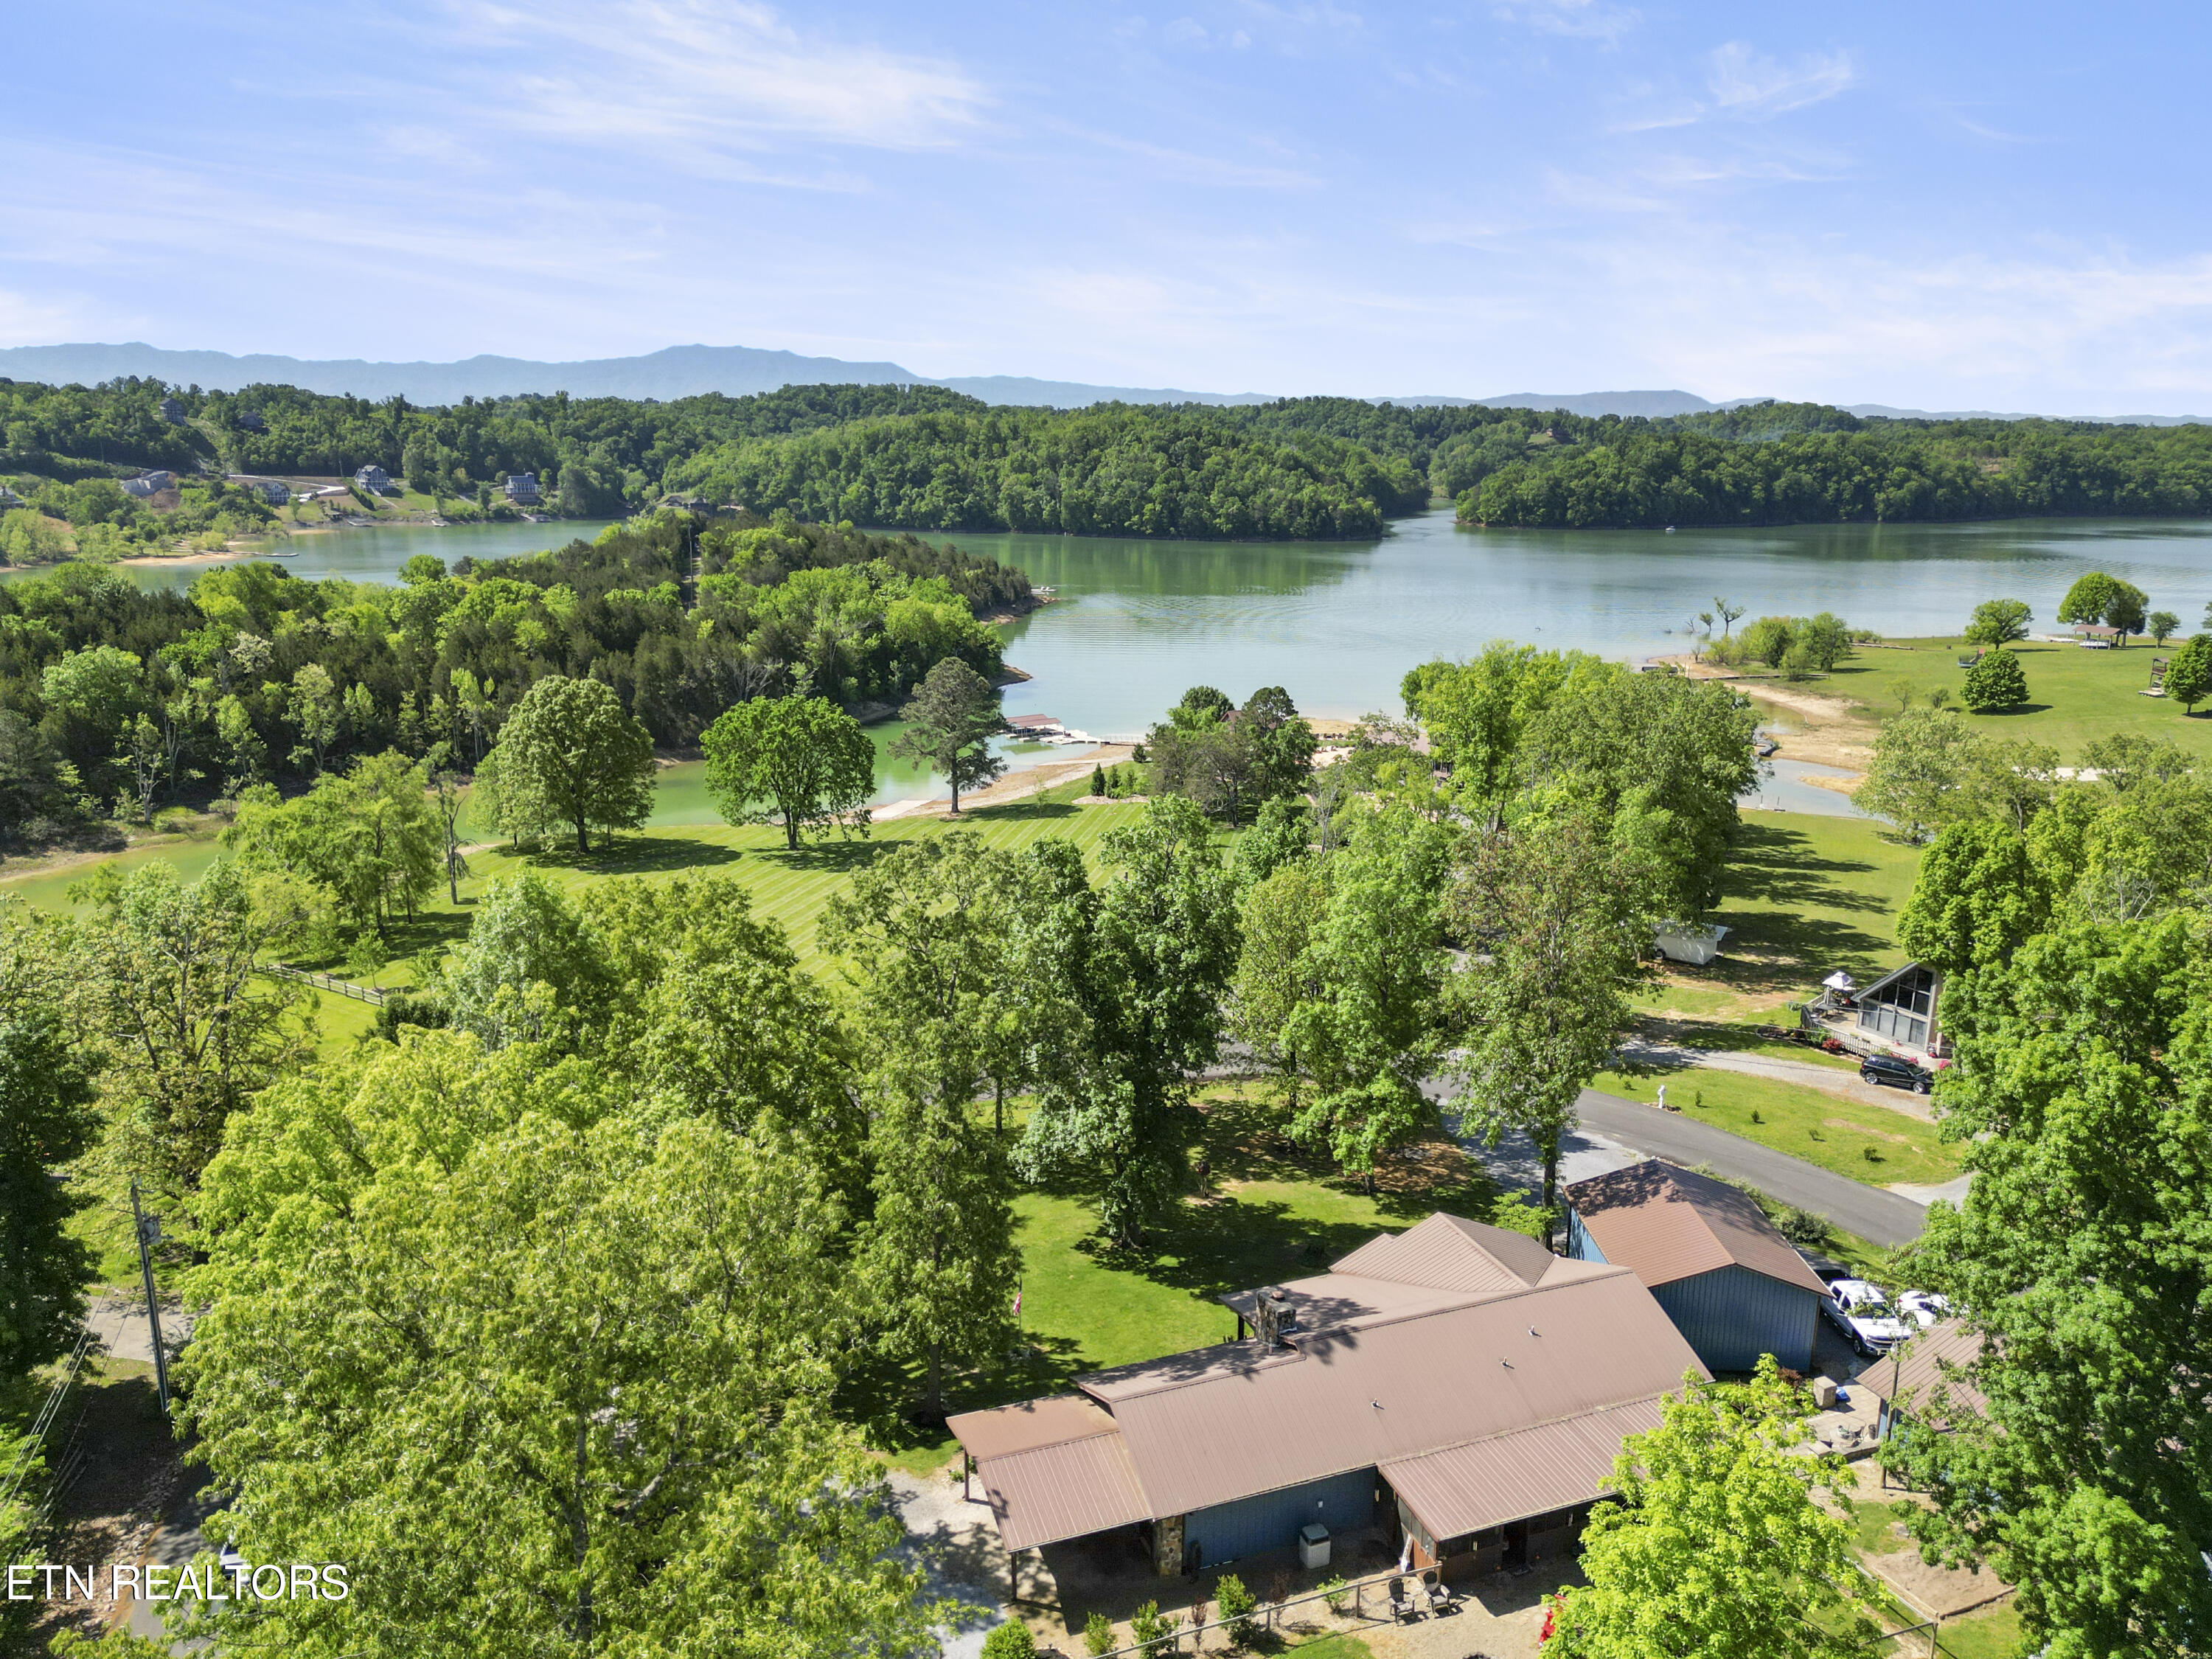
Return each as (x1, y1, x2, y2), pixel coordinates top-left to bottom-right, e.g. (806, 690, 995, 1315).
(10, 505, 2212, 830)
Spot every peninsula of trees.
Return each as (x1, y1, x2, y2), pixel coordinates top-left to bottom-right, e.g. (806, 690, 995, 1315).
(0, 510, 1021, 845)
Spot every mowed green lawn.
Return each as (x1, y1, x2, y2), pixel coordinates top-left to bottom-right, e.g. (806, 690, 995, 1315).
(1595, 1064, 1964, 1188)
(1825, 635, 2212, 762)
(1638, 810, 1923, 1023)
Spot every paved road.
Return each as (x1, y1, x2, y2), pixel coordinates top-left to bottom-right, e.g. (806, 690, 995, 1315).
(1615, 1035, 1935, 1122)
(1573, 1089, 1931, 1248)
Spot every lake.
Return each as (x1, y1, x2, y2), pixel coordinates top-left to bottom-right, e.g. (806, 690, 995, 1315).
(11, 507, 2212, 812)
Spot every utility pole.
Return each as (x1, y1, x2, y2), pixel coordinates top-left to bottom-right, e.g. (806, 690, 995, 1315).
(130, 1180, 170, 1417)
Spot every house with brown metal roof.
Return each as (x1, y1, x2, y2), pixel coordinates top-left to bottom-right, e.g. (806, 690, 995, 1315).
(948, 1212, 1706, 1583)
(1563, 1161, 1828, 1374)
(1865, 1317, 1988, 1441)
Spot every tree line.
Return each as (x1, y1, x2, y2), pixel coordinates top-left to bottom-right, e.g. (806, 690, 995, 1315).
(1846, 727, 2212, 1659)
(1458, 408, 2212, 528)
(0, 509, 1024, 850)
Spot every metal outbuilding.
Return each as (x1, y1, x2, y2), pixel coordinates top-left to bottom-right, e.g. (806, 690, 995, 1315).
(1564, 1161, 1828, 1374)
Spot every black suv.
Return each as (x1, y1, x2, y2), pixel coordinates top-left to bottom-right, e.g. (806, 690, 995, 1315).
(1860, 1054, 1933, 1094)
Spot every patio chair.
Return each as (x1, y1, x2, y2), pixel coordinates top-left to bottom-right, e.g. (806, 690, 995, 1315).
(1387, 1577, 1420, 1623)
(1424, 1573, 1458, 1615)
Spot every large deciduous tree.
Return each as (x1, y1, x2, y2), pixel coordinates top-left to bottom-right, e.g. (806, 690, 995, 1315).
(1545, 1360, 1873, 1659)
(1850, 708, 1989, 842)
(890, 658, 1008, 814)
(2163, 633, 2212, 713)
(0, 901, 97, 1381)
(821, 835, 1026, 1419)
(1018, 797, 1239, 1244)
(1893, 914, 2212, 1659)
(1448, 799, 1648, 1245)
(1961, 647, 2028, 712)
(489, 674, 656, 853)
(173, 1034, 936, 1659)
(63, 861, 307, 1194)
(1964, 597, 2033, 646)
(1272, 809, 1449, 1187)
(702, 694, 874, 851)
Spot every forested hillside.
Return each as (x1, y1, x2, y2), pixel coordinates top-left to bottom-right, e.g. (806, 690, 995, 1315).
(1456, 409, 2212, 527)
(0, 510, 1020, 843)
(15, 373, 2212, 545)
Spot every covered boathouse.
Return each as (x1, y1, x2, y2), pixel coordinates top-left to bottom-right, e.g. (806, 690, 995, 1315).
(948, 1213, 1707, 1582)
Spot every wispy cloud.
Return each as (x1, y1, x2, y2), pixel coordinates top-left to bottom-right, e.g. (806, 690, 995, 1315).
(1490, 0, 1638, 45)
(1705, 41, 1855, 118)
(442, 0, 990, 158)
(1054, 125, 1321, 189)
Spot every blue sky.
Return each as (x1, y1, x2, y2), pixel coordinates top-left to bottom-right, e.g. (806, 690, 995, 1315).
(4, 1, 2209, 409)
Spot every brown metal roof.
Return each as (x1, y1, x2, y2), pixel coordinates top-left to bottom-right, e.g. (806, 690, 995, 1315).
(946, 1395, 1153, 1551)
(1080, 1267, 1708, 1519)
(947, 1394, 1119, 1459)
(1565, 1161, 1829, 1296)
(1381, 1394, 1669, 1540)
(1330, 1211, 1557, 1295)
(1862, 1319, 1989, 1425)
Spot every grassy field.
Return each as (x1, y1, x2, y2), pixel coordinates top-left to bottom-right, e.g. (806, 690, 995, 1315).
(1638, 810, 1923, 1023)
(1824, 636, 2212, 762)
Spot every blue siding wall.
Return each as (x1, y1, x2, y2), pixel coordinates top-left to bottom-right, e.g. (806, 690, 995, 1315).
(1183, 1467, 1377, 1566)
(1652, 1265, 1818, 1374)
(1565, 1209, 1607, 1264)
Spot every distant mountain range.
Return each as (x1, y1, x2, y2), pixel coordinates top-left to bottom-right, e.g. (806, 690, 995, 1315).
(0, 341, 1276, 410)
(1, 341, 2206, 424)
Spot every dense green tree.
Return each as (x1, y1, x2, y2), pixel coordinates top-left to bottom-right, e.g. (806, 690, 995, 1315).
(489, 674, 655, 852)
(0, 902, 97, 1380)
(0, 709, 80, 837)
(1894, 917, 2212, 1659)
(1895, 819, 2056, 973)
(702, 695, 874, 851)
(174, 1032, 936, 1659)
(1448, 799, 1649, 1245)
(1279, 810, 1449, 1186)
(890, 658, 1009, 813)
(1546, 1360, 1872, 1659)
(2162, 633, 2212, 713)
(1228, 858, 1330, 1110)
(1018, 798, 1239, 1244)
(442, 872, 618, 1050)
(1964, 597, 2034, 645)
(62, 861, 307, 1194)
(1851, 709, 1989, 841)
(2147, 609, 2180, 645)
(1962, 647, 2028, 712)
(2058, 571, 2118, 629)
(223, 750, 441, 940)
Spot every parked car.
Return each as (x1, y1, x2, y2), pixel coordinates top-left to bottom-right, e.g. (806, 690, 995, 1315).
(1897, 1290, 1952, 1328)
(1822, 1279, 1916, 1356)
(1860, 1054, 1933, 1094)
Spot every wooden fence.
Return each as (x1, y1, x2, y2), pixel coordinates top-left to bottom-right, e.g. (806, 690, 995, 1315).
(261, 963, 389, 1006)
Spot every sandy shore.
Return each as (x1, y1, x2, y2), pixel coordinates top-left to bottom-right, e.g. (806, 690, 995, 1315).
(872, 745, 1135, 821)
(1658, 655, 1877, 775)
